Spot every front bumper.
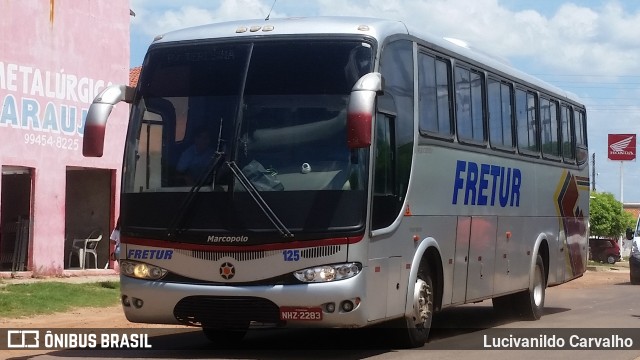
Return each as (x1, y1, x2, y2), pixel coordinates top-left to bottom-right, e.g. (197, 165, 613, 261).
(119, 273, 369, 328)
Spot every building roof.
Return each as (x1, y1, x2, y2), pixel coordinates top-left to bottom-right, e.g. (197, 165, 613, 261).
(129, 66, 142, 87)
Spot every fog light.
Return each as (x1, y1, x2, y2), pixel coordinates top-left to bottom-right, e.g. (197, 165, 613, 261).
(325, 302, 336, 313)
(341, 300, 354, 312)
(133, 298, 144, 308)
(122, 295, 131, 307)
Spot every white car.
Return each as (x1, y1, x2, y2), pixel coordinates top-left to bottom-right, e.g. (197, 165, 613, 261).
(626, 228, 640, 284)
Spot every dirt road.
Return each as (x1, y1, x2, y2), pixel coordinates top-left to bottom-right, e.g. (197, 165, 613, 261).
(0, 268, 632, 359)
(0, 268, 631, 329)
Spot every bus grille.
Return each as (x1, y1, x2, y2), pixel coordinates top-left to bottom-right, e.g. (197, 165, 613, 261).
(176, 249, 277, 262)
(173, 296, 281, 327)
(176, 245, 343, 262)
(300, 245, 341, 258)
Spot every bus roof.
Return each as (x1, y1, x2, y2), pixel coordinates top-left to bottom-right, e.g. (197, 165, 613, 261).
(151, 16, 582, 105)
(152, 16, 408, 44)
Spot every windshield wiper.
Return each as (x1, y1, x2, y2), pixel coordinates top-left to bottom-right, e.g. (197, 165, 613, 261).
(167, 151, 224, 237)
(226, 161, 293, 238)
(168, 119, 226, 238)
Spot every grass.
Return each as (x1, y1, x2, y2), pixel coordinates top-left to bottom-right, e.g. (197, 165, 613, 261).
(0, 281, 120, 318)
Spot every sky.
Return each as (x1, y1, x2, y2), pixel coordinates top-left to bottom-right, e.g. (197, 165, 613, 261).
(129, 0, 640, 203)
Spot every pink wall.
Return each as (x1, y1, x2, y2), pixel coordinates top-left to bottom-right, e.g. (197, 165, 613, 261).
(0, 0, 129, 273)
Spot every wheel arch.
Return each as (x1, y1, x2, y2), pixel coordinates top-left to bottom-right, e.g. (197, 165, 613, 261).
(405, 237, 444, 316)
(532, 234, 550, 287)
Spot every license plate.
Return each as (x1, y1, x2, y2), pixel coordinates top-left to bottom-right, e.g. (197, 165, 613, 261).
(280, 307, 323, 321)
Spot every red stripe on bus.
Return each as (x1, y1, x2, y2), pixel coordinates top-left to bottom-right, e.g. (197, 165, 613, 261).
(121, 235, 364, 251)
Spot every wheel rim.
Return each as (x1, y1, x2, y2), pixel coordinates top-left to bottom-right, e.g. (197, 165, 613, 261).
(607, 256, 615, 264)
(411, 278, 432, 328)
(532, 264, 543, 306)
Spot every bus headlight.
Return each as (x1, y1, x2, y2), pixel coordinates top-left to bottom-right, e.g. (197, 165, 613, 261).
(294, 263, 361, 283)
(120, 260, 168, 280)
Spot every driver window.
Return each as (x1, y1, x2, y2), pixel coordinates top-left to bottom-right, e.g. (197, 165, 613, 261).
(134, 111, 163, 191)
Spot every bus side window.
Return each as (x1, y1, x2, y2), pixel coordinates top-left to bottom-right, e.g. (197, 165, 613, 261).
(574, 109, 588, 164)
(372, 113, 397, 229)
(419, 52, 453, 137)
(487, 79, 514, 149)
(516, 88, 539, 154)
(540, 97, 560, 158)
(455, 66, 485, 144)
(561, 104, 575, 162)
(373, 39, 414, 231)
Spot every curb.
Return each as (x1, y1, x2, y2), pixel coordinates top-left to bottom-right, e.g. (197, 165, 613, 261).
(586, 265, 630, 273)
(0, 273, 120, 285)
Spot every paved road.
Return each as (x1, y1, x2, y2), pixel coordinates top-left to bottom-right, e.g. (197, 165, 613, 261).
(7, 272, 640, 360)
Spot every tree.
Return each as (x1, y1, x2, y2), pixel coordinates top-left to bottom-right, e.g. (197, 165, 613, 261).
(589, 192, 636, 238)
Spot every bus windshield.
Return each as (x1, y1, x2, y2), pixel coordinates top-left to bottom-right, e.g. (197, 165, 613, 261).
(122, 39, 373, 242)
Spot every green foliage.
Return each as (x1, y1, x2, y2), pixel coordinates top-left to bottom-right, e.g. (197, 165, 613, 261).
(0, 281, 120, 318)
(589, 192, 636, 238)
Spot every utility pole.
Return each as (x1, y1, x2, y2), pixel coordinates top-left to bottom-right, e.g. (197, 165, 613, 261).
(620, 161, 624, 205)
(591, 153, 596, 191)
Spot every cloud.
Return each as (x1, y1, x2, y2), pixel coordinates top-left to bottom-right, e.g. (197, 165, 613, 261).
(131, 0, 279, 37)
(130, 0, 640, 75)
(127, 0, 640, 200)
(305, 0, 640, 76)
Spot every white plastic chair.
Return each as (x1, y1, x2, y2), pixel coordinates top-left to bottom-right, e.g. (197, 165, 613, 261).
(68, 228, 103, 269)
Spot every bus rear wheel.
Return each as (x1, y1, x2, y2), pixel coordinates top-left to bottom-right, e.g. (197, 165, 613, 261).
(514, 254, 546, 320)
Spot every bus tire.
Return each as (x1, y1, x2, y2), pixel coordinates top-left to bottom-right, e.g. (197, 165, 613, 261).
(394, 269, 434, 348)
(514, 254, 546, 320)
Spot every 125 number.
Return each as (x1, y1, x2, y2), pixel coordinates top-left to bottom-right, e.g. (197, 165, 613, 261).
(283, 249, 300, 262)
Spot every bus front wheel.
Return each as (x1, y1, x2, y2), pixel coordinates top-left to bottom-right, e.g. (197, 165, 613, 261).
(394, 269, 434, 348)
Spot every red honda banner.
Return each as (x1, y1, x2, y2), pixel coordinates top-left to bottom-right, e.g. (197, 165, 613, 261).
(608, 134, 636, 161)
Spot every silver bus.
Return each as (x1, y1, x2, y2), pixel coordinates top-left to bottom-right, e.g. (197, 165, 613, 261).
(84, 16, 589, 347)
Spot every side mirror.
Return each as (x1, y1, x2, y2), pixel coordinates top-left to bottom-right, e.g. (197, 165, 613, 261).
(626, 227, 634, 241)
(83, 85, 134, 157)
(346, 72, 382, 149)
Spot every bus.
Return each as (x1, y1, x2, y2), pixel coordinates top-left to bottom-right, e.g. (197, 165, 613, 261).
(83, 16, 589, 347)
